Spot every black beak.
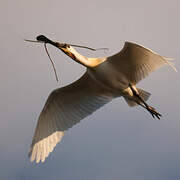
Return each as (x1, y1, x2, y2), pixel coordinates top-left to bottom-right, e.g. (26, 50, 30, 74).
(36, 35, 52, 43)
(36, 35, 69, 50)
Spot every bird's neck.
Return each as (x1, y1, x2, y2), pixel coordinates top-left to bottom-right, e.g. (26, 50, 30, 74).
(63, 46, 107, 68)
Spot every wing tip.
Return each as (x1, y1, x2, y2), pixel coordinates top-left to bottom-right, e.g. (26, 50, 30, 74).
(28, 132, 64, 163)
(163, 57, 177, 72)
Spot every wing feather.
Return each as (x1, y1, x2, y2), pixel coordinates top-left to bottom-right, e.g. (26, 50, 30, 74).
(108, 41, 177, 84)
(29, 72, 113, 163)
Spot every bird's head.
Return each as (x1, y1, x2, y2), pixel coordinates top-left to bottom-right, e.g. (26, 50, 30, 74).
(36, 35, 76, 60)
(25, 35, 108, 69)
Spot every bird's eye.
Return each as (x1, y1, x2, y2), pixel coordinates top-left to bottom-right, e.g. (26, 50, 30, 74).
(63, 44, 70, 48)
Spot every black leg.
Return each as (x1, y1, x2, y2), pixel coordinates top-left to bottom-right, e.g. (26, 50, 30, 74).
(129, 83, 162, 119)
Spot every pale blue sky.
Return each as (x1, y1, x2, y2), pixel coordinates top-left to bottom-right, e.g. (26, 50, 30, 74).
(0, 0, 180, 179)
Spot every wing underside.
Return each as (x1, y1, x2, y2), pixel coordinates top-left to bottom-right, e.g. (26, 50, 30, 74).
(29, 72, 114, 163)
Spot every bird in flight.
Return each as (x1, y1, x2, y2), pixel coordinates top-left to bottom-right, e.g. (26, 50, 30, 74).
(26, 35, 176, 163)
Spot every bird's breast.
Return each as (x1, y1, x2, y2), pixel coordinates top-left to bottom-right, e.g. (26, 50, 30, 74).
(87, 61, 129, 94)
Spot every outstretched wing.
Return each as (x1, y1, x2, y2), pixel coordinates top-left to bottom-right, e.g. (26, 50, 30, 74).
(29, 72, 114, 163)
(108, 41, 176, 84)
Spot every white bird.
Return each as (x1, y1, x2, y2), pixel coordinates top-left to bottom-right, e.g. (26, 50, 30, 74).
(28, 35, 176, 163)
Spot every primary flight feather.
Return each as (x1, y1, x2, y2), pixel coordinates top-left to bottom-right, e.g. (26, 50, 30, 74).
(28, 35, 176, 163)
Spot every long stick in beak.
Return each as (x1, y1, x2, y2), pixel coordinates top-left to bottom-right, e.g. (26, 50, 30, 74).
(26, 35, 109, 51)
(44, 43, 59, 82)
(25, 35, 109, 82)
(25, 35, 59, 82)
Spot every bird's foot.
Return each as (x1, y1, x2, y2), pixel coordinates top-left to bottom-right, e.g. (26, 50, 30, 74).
(146, 106, 162, 120)
(129, 83, 162, 119)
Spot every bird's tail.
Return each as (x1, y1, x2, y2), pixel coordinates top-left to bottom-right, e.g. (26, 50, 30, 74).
(124, 88, 151, 107)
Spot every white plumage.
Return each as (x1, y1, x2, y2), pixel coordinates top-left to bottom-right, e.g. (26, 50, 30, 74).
(28, 35, 176, 163)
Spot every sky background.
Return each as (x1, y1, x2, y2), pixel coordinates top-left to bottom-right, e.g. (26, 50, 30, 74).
(0, 0, 180, 179)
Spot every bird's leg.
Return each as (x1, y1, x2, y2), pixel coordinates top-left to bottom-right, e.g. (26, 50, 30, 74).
(129, 84, 162, 119)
